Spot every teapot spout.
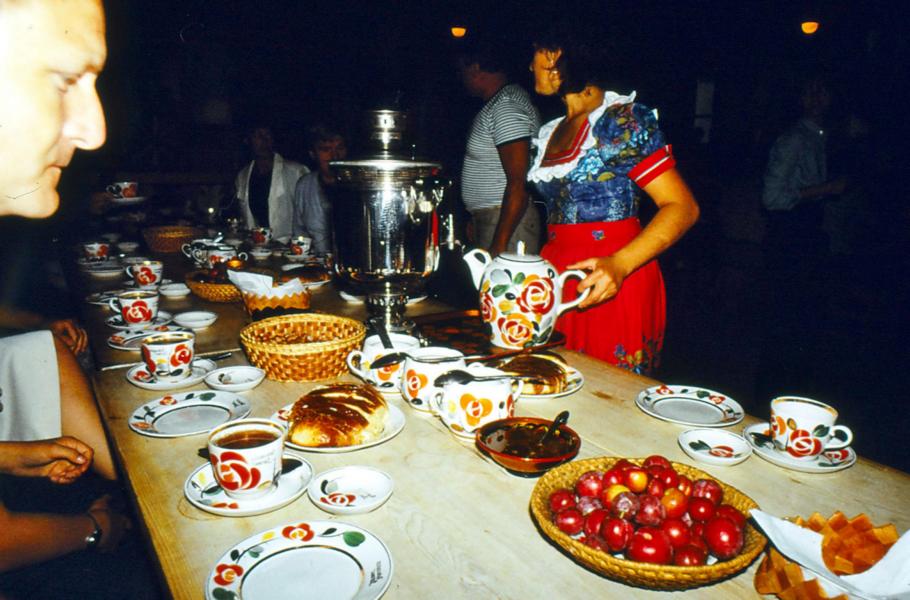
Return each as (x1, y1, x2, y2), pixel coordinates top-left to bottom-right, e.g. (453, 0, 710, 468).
(462, 248, 491, 289)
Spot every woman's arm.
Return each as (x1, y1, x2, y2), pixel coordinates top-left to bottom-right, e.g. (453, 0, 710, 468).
(568, 167, 699, 307)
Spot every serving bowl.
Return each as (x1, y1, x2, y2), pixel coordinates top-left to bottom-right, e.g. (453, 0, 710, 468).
(475, 416, 580, 477)
(529, 456, 766, 590)
(173, 310, 218, 330)
(204, 366, 266, 392)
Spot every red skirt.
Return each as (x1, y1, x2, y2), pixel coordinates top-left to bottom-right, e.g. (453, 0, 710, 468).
(541, 219, 666, 375)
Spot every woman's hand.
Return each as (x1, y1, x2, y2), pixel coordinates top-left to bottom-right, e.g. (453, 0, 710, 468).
(568, 256, 630, 308)
(49, 319, 88, 355)
(88, 495, 131, 553)
(0, 437, 93, 484)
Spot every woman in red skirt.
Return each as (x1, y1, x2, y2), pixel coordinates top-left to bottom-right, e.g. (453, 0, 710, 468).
(527, 27, 699, 375)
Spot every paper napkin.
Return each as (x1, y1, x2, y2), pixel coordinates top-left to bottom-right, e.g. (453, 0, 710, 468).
(227, 270, 305, 297)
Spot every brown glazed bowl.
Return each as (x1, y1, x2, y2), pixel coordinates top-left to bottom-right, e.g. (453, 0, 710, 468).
(475, 416, 580, 477)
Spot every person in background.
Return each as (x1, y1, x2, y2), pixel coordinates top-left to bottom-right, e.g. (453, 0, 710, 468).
(234, 124, 308, 244)
(0, 1, 151, 597)
(527, 24, 699, 374)
(457, 36, 542, 255)
(292, 123, 348, 255)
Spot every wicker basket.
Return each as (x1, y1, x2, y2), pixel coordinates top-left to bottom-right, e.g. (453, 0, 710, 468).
(240, 313, 365, 382)
(529, 457, 766, 590)
(241, 289, 311, 320)
(185, 272, 242, 303)
(142, 226, 205, 253)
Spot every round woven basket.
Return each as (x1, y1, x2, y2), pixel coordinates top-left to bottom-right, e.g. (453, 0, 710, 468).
(142, 226, 205, 253)
(240, 313, 365, 382)
(529, 456, 766, 590)
(185, 272, 242, 303)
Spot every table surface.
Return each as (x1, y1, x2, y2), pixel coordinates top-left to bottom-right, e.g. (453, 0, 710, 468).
(81, 257, 910, 600)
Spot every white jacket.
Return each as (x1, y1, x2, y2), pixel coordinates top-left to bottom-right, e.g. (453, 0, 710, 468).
(235, 153, 309, 243)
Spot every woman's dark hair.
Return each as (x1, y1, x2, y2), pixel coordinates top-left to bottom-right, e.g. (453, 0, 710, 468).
(533, 21, 616, 96)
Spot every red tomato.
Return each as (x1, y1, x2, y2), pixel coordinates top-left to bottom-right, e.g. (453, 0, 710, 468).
(554, 508, 584, 535)
(624, 467, 649, 493)
(691, 478, 724, 505)
(575, 471, 604, 498)
(674, 544, 708, 566)
(688, 497, 717, 522)
(601, 468, 625, 488)
(634, 494, 667, 527)
(704, 516, 744, 559)
(656, 467, 680, 490)
(661, 488, 689, 519)
(715, 504, 747, 529)
(661, 517, 691, 548)
(642, 455, 673, 471)
(646, 477, 666, 497)
(583, 509, 610, 539)
(548, 489, 576, 514)
(627, 527, 674, 564)
(601, 517, 635, 552)
(676, 475, 693, 497)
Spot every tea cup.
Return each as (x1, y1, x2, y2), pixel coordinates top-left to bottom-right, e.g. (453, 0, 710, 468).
(207, 418, 286, 500)
(82, 241, 110, 261)
(206, 246, 248, 267)
(289, 236, 312, 256)
(124, 260, 164, 288)
(140, 331, 195, 383)
(108, 290, 159, 325)
(106, 181, 138, 198)
(346, 333, 421, 393)
(400, 347, 465, 412)
(433, 366, 522, 439)
(769, 396, 854, 460)
(251, 227, 272, 246)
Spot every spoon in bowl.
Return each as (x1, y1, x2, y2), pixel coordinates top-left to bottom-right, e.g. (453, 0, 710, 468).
(539, 410, 570, 445)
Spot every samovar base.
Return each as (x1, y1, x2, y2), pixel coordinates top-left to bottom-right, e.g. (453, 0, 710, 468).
(365, 289, 415, 335)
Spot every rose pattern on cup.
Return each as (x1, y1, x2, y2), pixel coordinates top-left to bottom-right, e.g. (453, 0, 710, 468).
(122, 300, 153, 324)
(170, 343, 193, 368)
(210, 451, 262, 492)
(404, 369, 428, 401)
(134, 266, 158, 286)
(459, 393, 493, 428)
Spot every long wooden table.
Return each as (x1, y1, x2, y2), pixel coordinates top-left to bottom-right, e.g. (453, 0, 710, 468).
(84, 277, 910, 599)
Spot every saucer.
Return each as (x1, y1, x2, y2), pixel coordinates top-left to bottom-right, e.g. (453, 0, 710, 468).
(128, 386, 250, 436)
(107, 325, 191, 351)
(159, 283, 191, 298)
(678, 428, 752, 466)
(184, 453, 313, 517)
(126, 358, 216, 391)
(283, 251, 312, 263)
(85, 289, 125, 305)
(204, 366, 266, 392)
(173, 310, 217, 330)
(636, 384, 744, 427)
(110, 195, 147, 206)
(106, 311, 173, 330)
(743, 423, 857, 473)
(308, 466, 393, 515)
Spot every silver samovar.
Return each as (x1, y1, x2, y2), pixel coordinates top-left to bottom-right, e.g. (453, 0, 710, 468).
(328, 110, 451, 333)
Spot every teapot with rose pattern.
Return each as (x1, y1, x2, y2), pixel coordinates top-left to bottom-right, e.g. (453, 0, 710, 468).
(463, 242, 590, 349)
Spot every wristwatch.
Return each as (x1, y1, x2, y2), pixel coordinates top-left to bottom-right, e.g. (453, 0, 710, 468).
(84, 511, 103, 551)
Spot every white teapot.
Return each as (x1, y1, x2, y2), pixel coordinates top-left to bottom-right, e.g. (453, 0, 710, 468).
(463, 242, 589, 349)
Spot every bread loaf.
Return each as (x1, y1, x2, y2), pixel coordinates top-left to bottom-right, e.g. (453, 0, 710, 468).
(288, 383, 387, 447)
(496, 353, 569, 395)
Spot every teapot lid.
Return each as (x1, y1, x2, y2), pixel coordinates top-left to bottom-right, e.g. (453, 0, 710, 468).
(498, 241, 543, 263)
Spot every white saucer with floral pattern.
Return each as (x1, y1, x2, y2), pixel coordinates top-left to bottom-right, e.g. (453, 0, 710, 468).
(743, 423, 857, 473)
(125, 358, 216, 392)
(308, 466, 393, 515)
(636, 384, 744, 427)
(128, 386, 250, 436)
(678, 428, 752, 466)
(106, 311, 173, 330)
(184, 453, 313, 517)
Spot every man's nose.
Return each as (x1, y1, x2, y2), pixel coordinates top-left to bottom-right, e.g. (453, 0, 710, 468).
(63, 83, 107, 151)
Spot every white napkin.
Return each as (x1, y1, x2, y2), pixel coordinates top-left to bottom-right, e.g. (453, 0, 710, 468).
(751, 509, 910, 599)
(227, 270, 306, 297)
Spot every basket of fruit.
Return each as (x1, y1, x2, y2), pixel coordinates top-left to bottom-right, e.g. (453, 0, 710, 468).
(185, 269, 242, 303)
(530, 456, 766, 590)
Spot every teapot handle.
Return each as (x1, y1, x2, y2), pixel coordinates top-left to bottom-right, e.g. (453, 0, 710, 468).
(555, 270, 591, 316)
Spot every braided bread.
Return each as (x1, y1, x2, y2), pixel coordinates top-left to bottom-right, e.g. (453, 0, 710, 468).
(288, 383, 387, 447)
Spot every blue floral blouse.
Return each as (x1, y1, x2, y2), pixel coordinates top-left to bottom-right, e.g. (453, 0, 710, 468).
(528, 93, 675, 225)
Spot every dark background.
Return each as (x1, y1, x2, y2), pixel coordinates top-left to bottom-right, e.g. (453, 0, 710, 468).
(3, 0, 908, 471)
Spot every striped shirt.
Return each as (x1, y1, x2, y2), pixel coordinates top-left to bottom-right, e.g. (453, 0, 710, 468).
(461, 84, 540, 212)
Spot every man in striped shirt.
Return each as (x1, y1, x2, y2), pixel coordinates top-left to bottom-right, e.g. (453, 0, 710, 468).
(458, 41, 542, 255)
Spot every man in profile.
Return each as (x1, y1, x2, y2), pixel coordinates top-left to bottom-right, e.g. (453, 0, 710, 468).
(457, 37, 542, 255)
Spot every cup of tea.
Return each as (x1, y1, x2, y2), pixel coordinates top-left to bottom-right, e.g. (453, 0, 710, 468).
(289, 236, 312, 256)
(106, 181, 138, 198)
(207, 418, 286, 500)
(251, 227, 272, 246)
(433, 366, 522, 439)
(125, 260, 164, 288)
(108, 290, 159, 325)
(400, 347, 465, 412)
(140, 331, 195, 383)
(82, 241, 110, 261)
(346, 333, 421, 393)
(770, 396, 854, 460)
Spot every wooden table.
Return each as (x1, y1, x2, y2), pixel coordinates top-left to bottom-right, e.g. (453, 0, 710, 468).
(87, 292, 910, 599)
